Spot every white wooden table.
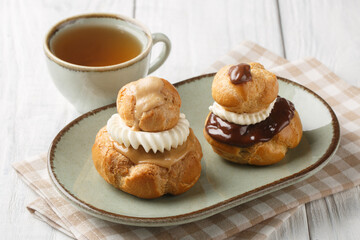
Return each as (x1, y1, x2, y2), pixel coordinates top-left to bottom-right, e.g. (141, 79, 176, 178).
(1, 0, 360, 239)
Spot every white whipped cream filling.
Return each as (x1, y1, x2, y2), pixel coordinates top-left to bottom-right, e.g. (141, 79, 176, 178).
(107, 113, 190, 153)
(209, 99, 276, 125)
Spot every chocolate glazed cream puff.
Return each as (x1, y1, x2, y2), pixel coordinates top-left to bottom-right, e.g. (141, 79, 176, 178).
(92, 76, 202, 199)
(204, 63, 302, 166)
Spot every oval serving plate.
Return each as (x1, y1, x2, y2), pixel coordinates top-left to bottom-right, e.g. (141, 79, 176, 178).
(48, 74, 340, 227)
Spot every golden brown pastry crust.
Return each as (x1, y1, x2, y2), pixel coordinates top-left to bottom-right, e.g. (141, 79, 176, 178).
(203, 111, 303, 165)
(92, 127, 202, 199)
(212, 62, 278, 114)
(116, 78, 181, 132)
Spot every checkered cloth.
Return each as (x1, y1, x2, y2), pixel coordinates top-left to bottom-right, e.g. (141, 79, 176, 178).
(13, 41, 360, 240)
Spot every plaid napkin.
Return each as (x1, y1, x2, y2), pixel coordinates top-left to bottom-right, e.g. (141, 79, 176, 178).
(13, 41, 360, 240)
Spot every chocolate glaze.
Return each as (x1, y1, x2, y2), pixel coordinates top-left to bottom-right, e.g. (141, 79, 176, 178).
(205, 97, 295, 147)
(228, 63, 252, 84)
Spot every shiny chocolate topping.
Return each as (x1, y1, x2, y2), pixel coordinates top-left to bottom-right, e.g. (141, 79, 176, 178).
(228, 63, 252, 84)
(205, 97, 295, 147)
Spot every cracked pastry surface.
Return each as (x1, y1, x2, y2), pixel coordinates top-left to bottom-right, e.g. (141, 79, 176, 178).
(204, 62, 302, 166)
(93, 77, 202, 199)
(204, 110, 302, 165)
(93, 127, 202, 199)
(212, 62, 278, 114)
(116, 76, 181, 132)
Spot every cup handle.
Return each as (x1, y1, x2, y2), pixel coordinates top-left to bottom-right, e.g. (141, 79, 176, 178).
(148, 33, 171, 74)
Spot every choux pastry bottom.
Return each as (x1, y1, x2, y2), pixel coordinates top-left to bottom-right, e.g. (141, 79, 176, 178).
(92, 127, 202, 199)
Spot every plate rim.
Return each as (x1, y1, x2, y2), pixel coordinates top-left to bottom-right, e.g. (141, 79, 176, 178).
(48, 73, 340, 225)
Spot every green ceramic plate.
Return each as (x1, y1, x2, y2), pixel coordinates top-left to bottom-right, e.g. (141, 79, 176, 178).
(48, 74, 340, 226)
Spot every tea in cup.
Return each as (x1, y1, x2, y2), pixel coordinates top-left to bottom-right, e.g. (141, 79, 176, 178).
(44, 13, 171, 113)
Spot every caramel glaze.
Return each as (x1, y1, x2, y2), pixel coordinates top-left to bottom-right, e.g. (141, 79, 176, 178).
(112, 129, 199, 169)
(228, 63, 252, 84)
(205, 97, 295, 147)
(129, 77, 165, 130)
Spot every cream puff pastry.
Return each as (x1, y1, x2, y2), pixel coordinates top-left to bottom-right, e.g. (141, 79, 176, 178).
(93, 77, 202, 199)
(204, 63, 302, 166)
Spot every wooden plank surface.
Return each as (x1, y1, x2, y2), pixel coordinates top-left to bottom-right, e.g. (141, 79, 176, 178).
(135, 0, 284, 82)
(1, 0, 359, 239)
(279, 0, 360, 86)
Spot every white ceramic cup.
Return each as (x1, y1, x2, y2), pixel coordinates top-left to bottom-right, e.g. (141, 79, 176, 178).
(44, 13, 171, 113)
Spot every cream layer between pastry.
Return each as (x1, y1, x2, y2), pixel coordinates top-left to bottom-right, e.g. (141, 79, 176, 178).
(107, 113, 190, 153)
(209, 98, 276, 125)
